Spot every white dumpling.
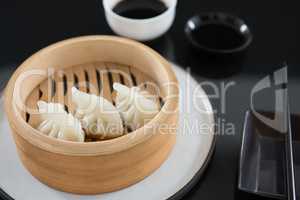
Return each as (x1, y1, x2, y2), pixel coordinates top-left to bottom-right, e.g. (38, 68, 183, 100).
(71, 87, 124, 139)
(113, 83, 159, 131)
(37, 101, 85, 142)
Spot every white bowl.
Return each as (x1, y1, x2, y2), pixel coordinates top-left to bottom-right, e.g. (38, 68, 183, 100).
(103, 0, 177, 41)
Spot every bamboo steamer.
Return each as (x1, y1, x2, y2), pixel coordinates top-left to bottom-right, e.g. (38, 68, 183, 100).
(4, 36, 179, 194)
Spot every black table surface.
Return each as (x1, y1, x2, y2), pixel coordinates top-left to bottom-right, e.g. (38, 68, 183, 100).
(1, 1, 300, 200)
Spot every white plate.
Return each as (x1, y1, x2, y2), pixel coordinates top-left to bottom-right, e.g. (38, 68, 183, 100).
(0, 64, 215, 200)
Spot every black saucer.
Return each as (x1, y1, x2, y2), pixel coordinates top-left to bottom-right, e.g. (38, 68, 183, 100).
(185, 12, 253, 55)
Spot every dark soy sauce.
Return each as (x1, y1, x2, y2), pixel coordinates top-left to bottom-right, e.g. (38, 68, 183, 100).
(113, 0, 168, 19)
(191, 23, 246, 50)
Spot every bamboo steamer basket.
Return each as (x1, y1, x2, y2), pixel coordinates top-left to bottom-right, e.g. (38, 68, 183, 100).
(4, 36, 179, 194)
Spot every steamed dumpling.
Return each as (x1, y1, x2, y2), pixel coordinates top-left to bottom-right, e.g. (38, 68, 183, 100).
(113, 83, 159, 130)
(37, 101, 85, 142)
(71, 87, 124, 139)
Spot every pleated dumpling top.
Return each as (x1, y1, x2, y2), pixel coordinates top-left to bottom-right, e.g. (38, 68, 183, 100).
(113, 83, 159, 130)
(71, 87, 124, 139)
(37, 101, 85, 142)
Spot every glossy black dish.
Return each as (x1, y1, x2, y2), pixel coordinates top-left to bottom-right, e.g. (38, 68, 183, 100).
(185, 12, 253, 55)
